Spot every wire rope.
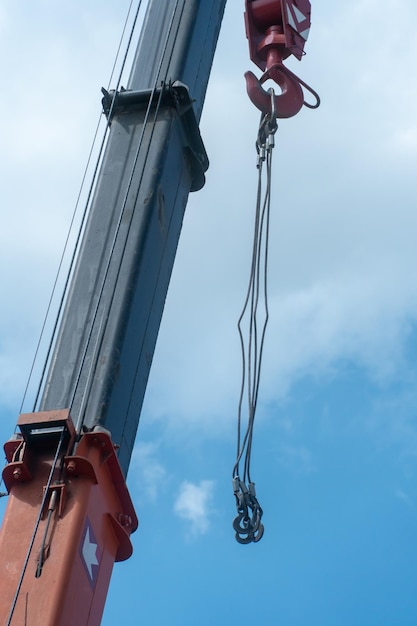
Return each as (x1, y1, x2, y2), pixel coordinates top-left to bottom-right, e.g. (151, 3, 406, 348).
(9, 5, 145, 616)
(232, 104, 277, 544)
(6, 0, 183, 620)
(118, 0, 189, 443)
(17, 0, 142, 415)
(6, 428, 66, 626)
(70, 0, 184, 432)
(33, 0, 143, 413)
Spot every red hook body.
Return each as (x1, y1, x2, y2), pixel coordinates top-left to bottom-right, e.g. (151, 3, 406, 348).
(244, 68, 304, 119)
(244, 0, 318, 118)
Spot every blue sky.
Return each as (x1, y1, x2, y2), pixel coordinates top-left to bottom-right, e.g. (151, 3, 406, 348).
(1, 1, 417, 624)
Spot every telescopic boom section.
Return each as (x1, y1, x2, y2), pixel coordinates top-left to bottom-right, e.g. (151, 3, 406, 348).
(0, 1, 227, 623)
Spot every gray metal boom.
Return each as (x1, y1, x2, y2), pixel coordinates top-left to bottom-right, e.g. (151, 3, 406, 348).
(40, 0, 227, 474)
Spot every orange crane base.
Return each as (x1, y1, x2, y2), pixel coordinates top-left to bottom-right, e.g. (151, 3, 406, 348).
(0, 409, 138, 625)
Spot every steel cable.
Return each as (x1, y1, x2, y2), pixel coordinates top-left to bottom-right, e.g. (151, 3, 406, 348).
(71, 0, 184, 431)
(6, 428, 66, 626)
(20, 1, 143, 415)
(8, 7, 146, 613)
(233, 104, 277, 544)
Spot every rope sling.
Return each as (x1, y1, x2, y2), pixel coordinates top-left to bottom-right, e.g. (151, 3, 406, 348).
(232, 94, 277, 544)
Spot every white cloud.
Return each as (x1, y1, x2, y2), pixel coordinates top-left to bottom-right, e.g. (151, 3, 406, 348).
(277, 444, 315, 475)
(392, 124, 417, 154)
(0, 3, 134, 412)
(134, 3, 417, 436)
(395, 488, 416, 511)
(173, 480, 215, 537)
(130, 442, 167, 502)
(2, 1, 417, 455)
(263, 271, 417, 395)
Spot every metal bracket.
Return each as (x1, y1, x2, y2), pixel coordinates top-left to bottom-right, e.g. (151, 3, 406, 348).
(101, 81, 209, 192)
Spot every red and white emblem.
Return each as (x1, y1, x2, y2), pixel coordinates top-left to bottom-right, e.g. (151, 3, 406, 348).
(285, 0, 311, 41)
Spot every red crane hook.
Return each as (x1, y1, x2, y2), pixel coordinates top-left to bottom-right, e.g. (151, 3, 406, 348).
(244, 0, 319, 118)
(244, 48, 305, 118)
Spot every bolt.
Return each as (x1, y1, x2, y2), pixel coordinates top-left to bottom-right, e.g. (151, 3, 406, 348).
(12, 468, 21, 480)
(66, 461, 76, 474)
(119, 514, 132, 527)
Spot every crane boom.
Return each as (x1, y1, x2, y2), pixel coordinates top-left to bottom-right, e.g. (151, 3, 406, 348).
(0, 1, 227, 623)
(40, 0, 227, 476)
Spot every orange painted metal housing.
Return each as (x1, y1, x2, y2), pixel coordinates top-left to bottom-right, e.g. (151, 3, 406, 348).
(0, 409, 138, 626)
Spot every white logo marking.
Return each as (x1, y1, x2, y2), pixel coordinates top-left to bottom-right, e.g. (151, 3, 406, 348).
(82, 524, 99, 581)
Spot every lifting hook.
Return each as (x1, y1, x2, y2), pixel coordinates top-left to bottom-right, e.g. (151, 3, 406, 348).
(245, 64, 304, 118)
(245, 59, 320, 118)
(244, 0, 320, 117)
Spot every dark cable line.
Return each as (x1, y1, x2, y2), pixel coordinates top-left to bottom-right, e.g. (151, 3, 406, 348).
(245, 147, 272, 483)
(34, 0, 143, 413)
(74, 0, 185, 427)
(72, 0, 184, 432)
(18, 1, 142, 414)
(119, 0, 190, 445)
(11, 6, 146, 615)
(35, 488, 59, 578)
(6, 428, 66, 626)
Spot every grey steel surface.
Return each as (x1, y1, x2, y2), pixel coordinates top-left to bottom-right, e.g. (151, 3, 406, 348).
(40, 0, 227, 475)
